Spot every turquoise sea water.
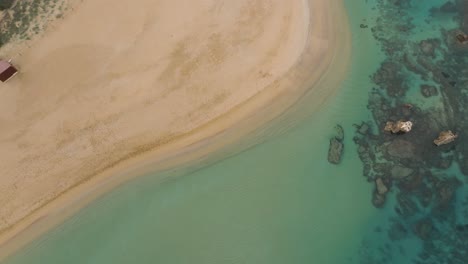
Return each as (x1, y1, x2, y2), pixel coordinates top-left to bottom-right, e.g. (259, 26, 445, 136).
(4, 0, 466, 263)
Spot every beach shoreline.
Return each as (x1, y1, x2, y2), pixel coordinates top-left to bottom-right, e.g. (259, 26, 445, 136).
(0, 0, 351, 260)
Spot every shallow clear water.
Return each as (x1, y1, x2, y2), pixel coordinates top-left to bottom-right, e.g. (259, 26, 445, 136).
(4, 0, 466, 263)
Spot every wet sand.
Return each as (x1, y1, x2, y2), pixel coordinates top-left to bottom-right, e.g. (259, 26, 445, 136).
(0, 0, 351, 258)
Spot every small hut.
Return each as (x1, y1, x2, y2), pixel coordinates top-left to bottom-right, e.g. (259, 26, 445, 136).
(0, 60, 18, 82)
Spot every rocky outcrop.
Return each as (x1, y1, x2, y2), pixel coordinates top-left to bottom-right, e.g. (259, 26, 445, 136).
(384, 120, 413, 133)
(433, 130, 457, 146)
(327, 125, 344, 164)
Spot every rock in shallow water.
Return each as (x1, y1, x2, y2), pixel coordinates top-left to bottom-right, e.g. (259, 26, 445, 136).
(327, 124, 345, 165)
(435, 177, 461, 210)
(433, 130, 458, 146)
(391, 166, 414, 180)
(419, 39, 439, 57)
(334, 125, 344, 141)
(328, 138, 343, 164)
(372, 191, 386, 208)
(386, 139, 416, 159)
(375, 177, 389, 195)
(358, 123, 370, 135)
(414, 219, 433, 240)
(420, 84, 439, 97)
(384, 120, 413, 134)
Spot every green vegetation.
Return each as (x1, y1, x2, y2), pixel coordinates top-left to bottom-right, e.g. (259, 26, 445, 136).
(0, 0, 67, 46)
(0, 0, 15, 11)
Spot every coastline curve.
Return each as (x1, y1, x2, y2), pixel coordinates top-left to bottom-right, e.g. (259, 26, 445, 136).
(0, 0, 352, 260)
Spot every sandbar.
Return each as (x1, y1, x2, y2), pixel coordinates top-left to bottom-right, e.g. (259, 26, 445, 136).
(0, 0, 351, 259)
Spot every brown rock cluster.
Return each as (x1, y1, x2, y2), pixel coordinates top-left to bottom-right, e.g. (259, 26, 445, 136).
(384, 120, 413, 134)
(433, 130, 458, 146)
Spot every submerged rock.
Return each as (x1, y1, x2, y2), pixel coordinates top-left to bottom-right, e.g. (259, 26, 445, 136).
(387, 139, 416, 159)
(372, 191, 386, 208)
(388, 221, 408, 241)
(398, 173, 424, 192)
(396, 192, 418, 217)
(372, 61, 408, 97)
(439, 1, 457, 13)
(420, 84, 439, 97)
(419, 39, 439, 57)
(358, 123, 370, 135)
(327, 124, 345, 165)
(384, 120, 413, 134)
(435, 177, 461, 210)
(414, 219, 433, 240)
(391, 166, 414, 180)
(375, 178, 389, 195)
(328, 138, 343, 164)
(353, 122, 371, 136)
(433, 130, 458, 146)
(334, 125, 344, 141)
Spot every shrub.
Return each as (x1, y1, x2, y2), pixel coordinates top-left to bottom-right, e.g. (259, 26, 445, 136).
(0, 0, 15, 10)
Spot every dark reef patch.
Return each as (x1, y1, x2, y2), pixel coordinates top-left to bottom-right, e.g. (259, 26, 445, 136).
(354, 0, 468, 263)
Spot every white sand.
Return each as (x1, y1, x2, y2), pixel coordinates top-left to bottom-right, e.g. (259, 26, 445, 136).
(0, 0, 351, 258)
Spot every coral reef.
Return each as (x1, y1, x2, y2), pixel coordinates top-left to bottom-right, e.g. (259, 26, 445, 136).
(353, 0, 468, 263)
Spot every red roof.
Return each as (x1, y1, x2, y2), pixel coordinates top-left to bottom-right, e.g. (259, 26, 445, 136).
(0, 60, 18, 82)
(0, 60, 12, 73)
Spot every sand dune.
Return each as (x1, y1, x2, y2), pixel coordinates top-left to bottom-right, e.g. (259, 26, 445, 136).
(0, 0, 350, 257)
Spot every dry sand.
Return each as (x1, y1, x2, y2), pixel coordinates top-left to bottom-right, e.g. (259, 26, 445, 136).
(0, 0, 351, 258)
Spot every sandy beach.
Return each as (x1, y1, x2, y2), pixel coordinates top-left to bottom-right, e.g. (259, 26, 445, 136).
(0, 0, 351, 258)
